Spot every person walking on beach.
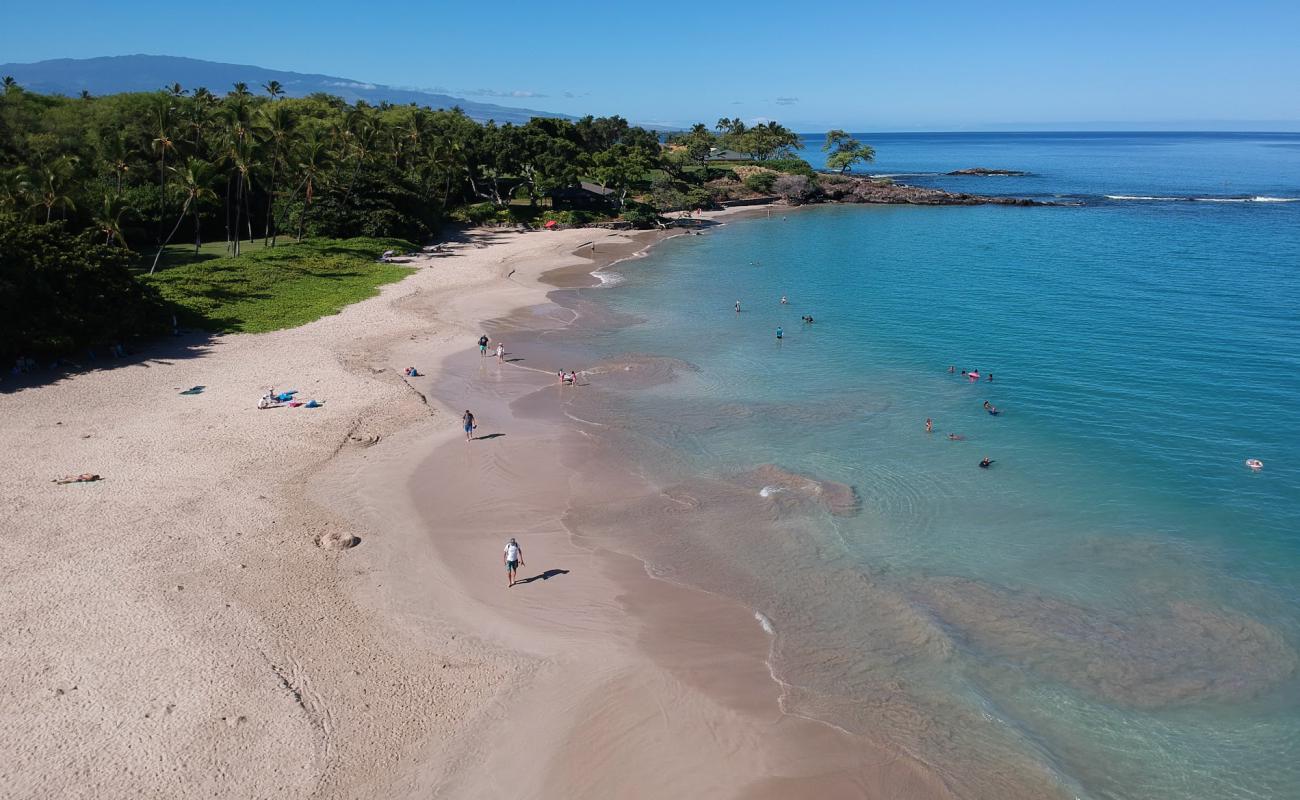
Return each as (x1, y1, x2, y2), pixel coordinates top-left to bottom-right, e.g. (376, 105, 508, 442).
(462, 410, 476, 442)
(478, 335, 489, 356)
(495, 343, 505, 363)
(504, 537, 524, 587)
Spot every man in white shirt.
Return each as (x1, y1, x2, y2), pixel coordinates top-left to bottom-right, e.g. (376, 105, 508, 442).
(503, 538, 524, 587)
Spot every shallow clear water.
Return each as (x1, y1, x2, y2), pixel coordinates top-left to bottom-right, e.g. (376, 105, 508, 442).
(567, 133, 1300, 799)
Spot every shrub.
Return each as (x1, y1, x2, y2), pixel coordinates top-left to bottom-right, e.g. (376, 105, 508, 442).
(451, 202, 503, 225)
(619, 205, 660, 228)
(743, 171, 777, 194)
(0, 216, 168, 361)
(763, 157, 816, 177)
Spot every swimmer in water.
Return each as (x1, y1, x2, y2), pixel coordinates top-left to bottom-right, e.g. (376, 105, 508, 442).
(948, 365, 956, 374)
(735, 300, 741, 313)
(979, 457, 993, 469)
(987, 373, 994, 382)
(948, 433, 965, 441)
(925, 418, 933, 433)
(983, 400, 999, 416)
(776, 326, 783, 340)
(780, 295, 788, 304)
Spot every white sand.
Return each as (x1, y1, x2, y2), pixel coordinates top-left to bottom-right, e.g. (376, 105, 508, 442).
(0, 213, 960, 799)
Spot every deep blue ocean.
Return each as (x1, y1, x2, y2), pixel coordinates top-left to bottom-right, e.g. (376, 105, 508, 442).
(571, 133, 1300, 799)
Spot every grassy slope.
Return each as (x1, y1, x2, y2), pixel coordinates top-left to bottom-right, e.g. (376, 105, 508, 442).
(142, 237, 416, 334)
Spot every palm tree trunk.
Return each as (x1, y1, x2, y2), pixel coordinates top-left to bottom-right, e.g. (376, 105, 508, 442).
(225, 172, 234, 254)
(150, 197, 193, 274)
(233, 172, 243, 257)
(263, 154, 277, 246)
(193, 203, 203, 253)
(158, 151, 166, 244)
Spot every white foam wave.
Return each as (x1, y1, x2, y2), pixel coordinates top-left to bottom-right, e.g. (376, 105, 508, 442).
(754, 611, 776, 635)
(1105, 194, 1300, 203)
(592, 270, 625, 287)
(758, 485, 785, 498)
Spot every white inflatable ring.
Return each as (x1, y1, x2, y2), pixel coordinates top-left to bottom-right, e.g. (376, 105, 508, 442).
(1245, 459, 1264, 471)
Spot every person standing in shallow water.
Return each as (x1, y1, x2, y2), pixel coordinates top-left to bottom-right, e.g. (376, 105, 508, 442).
(478, 334, 489, 357)
(504, 537, 524, 587)
(735, 300, 741, 313)
(462, 410, 476, 442)
(496, 343, 505, 363)
(925, 418, 933, 433)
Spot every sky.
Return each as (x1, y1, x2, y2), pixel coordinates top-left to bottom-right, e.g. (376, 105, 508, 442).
(3, 0, 1299, 130)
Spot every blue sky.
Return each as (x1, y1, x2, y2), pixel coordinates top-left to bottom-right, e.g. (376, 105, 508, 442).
(3, 0, 1299, 130)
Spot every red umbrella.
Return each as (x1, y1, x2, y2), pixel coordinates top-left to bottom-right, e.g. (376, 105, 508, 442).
(544, 220, 558, 229)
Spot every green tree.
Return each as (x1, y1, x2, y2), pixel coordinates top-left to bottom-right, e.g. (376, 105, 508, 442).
(263, 80, 285, 100)
(93, 194, 134, 248)
(823, 129, 875, 174)
(151, 98, 177, 242)
(28, 156, 78, 223)
(257, 102, 294, 245)
(591, 144, 650, 209)
(150, 159, 217, 272)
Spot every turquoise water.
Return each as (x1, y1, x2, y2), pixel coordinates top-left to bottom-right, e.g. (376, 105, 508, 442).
(564, 134, 1300, 798)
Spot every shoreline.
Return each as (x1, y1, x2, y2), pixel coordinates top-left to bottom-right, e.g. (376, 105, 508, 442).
(0, 204, 1050, 798)
(323, 207, 970, 797)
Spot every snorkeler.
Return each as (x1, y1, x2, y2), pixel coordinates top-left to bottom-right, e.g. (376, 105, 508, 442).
(979, 457, 993, 469)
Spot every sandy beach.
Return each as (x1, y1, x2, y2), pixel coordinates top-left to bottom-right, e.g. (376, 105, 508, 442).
(1, 211, 961, 799)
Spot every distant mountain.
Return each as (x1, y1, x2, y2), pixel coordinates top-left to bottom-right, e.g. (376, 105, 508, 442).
(0, 54, 567, 124)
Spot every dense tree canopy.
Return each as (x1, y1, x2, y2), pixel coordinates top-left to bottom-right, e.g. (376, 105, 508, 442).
(0, 75, 879, 359)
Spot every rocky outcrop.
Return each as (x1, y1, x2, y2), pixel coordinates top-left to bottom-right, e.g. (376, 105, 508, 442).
(946, 167, 1028, 176)
(817, 175, 1046, 206)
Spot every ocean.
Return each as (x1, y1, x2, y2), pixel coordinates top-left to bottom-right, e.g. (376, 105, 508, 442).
(552, 133, 1300, 799)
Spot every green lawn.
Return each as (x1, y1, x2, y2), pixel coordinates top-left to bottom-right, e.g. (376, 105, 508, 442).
(142, 237, 417, 334)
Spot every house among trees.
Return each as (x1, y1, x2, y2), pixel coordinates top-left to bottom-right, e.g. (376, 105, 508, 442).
(547, 181, 617, 211)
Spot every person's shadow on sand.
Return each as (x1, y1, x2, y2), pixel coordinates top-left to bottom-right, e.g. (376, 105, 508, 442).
(514, 569, 569, 586)
(473, 432, 506, 440)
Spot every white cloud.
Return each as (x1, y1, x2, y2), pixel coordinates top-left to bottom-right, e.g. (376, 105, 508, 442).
(463, 88, 549, 99)
(775, 96, 799, 105)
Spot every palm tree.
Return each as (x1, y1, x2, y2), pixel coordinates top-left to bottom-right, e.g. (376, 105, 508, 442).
(150, 159, 217, 273)
(263, 80, 284, 100)
(256, 103, 294, 245)
(100, 131, 131, 196)
(165, 82, 187, 98)
(218, 96, 255, 254)
(79, 89, 92, 101)
(291, 132, 332, 242)
(28, 156, 78, 223)
(94, 194, 134, 248)
(152, 99, 177, 242)
(2, 76, 18, 94)
(186, 88, 217, 157)
(229, 82, 252, 99)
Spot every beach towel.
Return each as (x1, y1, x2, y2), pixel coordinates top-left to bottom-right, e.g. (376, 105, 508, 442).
(179, 385, 205, 395)
(304, 400, 323, 408)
